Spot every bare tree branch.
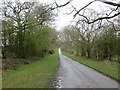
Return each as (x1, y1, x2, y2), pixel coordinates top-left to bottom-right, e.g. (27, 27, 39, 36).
(73, 0, 120, 24)
(96, 0, 120, 7)
(51, 0, 72, 10)
(87, 12, 120, 24)
(73, 0, 95, 18)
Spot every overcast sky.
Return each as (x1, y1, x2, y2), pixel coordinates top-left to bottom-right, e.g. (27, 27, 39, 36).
(1, 0, 120, 31)
(37, 0, 119, 31)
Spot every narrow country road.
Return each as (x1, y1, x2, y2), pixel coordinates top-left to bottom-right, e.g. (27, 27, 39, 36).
(55, 48, 119, 88)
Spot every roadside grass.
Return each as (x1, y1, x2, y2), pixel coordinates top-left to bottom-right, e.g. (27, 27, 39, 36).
(2, 49, 59, 88)
(63, 52, 119, 81)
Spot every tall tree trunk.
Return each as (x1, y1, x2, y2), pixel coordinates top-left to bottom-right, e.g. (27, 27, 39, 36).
(87, 49, 91, 58)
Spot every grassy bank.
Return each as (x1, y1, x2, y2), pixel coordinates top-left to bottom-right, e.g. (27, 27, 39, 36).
(2, 49, 59, 88)
(63, 52, 119, 81)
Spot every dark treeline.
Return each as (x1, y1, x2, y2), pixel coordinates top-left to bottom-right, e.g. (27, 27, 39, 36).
(1, 1, 58, 70)
(59, 24, 120, 61)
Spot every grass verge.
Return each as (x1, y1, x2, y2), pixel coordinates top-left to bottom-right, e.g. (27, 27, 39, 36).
(2, 49, 59, 88)
(63, 52, 119, 81)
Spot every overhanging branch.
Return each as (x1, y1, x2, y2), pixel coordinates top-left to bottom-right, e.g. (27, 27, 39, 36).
(73, 0, 120, 23)
(87, 12, 120, 24)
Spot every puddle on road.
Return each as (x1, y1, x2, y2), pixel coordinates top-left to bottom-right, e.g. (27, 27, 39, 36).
(53, 77, 63, 88)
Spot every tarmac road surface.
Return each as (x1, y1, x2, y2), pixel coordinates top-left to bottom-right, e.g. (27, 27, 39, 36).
(55, 48, 119, 88)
